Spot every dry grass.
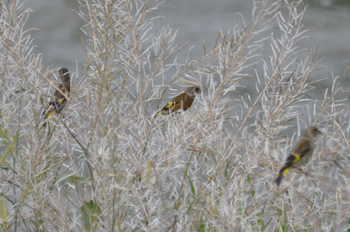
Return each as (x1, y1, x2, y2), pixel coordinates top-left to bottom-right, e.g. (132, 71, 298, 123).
(0, 0, 349, 231)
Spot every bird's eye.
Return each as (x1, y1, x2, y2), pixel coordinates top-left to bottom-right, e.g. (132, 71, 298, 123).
(195, 88, 200, 92)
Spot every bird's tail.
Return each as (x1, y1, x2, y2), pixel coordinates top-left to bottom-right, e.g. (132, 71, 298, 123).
(154, 110, 165, 118)
(154, 111, 160, 118)
(275, 166, 291, 186)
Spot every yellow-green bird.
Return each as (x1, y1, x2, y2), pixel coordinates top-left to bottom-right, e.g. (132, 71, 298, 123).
(275, 126, 322, 186)
(42, 68, 71, 127)
(154, 86, 201, 117)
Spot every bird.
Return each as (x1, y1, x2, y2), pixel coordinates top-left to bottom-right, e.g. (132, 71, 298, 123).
(154, 86, 201, 118)
(275, 126, 322, 186)
(42, 68, 71, 127)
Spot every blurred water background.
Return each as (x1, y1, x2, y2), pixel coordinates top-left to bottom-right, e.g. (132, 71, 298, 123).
(24, 0, 350, 96)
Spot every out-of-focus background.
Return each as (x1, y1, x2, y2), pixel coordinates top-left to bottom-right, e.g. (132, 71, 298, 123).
(24, 0, 350, 89)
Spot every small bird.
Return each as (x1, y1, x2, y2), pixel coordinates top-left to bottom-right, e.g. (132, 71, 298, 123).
(154, 86, 201, 117)
(42, 68, 71, 127)
(275, 126, 322, 186)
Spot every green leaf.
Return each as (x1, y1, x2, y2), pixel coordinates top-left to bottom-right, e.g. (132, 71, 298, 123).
(145, 161, 153, 185)
(282, 224, 286, 232)
(66, 176, 89, 184)
(13, 130, 18, 156)
(81, 200, 100, 231)
(0, 196, 8, 231)
(184, 173, 195, 197)
(0, 124, 16, 158)
(0, 125, 11, 149)
(53, 172, 78, 185)
(257, 212, 265, 230)
(247, 174, 252, 184)
(0, 146, 11, 166)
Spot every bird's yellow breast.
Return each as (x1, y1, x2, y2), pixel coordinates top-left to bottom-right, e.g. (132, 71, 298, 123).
(292, 154, 301, 163)
(58, 97, 66, 104)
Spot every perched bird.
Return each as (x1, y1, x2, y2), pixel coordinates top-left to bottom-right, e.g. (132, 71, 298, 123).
(154, 86, 201, 117)
(275, 126, 322, 186)
(42, 68, 71, 127)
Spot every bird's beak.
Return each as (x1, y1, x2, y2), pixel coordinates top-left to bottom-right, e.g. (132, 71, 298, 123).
(317, 129, 323, 134)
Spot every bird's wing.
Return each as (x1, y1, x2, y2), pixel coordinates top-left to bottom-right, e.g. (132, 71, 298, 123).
(284, 138, 311, 165)
(181, 94, 194, 111)
(160, 92, 187, 111)
(53, 83, 65, 99)
(292, 138, 311, 157)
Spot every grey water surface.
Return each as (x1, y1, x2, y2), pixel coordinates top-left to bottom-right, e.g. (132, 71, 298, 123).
(24, 0, 350, 94)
